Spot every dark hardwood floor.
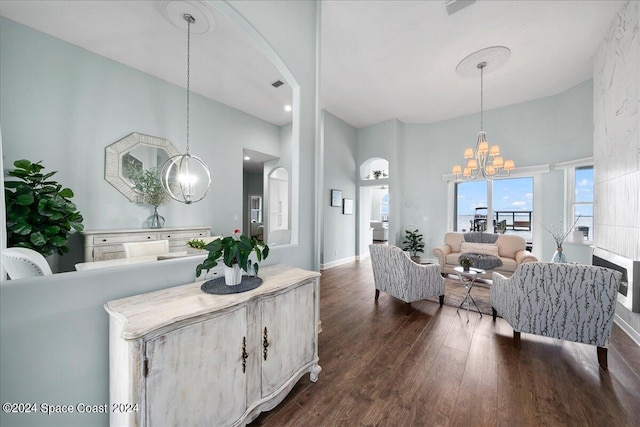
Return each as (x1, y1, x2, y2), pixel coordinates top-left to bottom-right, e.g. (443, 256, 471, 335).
(250, 259, 640, 426)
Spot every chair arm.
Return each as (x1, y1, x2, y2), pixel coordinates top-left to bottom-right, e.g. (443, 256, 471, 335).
(432, 245, 451, 268)
(405, 262, 445, 301)
(515, 250, 537, 264)
(490, 271, 511, 316)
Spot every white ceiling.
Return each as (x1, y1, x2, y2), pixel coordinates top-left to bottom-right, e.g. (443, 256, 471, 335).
(0, 0, 293, 126)
(321, 0, 625, 128)
(0, 1, 626, 130)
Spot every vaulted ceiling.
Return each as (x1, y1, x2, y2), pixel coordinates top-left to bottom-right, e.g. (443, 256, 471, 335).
(0, 1, 625, 129)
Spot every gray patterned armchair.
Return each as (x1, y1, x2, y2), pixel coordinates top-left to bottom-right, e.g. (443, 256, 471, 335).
(369, 245, 445, 314)
(491, 262, 622, 370)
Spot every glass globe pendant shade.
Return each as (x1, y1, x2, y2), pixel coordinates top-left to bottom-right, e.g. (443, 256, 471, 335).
(161, 153, 211, 204)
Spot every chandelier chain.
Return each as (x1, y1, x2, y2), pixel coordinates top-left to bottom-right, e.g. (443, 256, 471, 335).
(186, 14, 192, 154)
(480, 63, 484, 132)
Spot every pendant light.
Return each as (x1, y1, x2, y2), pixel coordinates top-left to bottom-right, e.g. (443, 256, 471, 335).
(161, 13, 211, 204)
(452, 46, 515, 180)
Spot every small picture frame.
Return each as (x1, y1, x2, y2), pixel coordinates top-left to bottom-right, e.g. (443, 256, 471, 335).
(331, 189, 343, 207)
(343, 198, 353, 215)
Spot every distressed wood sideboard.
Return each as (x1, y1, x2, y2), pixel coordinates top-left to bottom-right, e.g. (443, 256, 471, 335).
(104, 265, 321, 426)
(82, 226, 210, 261)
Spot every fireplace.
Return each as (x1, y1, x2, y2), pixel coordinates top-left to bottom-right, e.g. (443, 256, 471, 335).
(592, 247, 640, 313)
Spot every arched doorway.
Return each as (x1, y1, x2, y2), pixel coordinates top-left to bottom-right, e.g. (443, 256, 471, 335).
(358, 157, 390, 258)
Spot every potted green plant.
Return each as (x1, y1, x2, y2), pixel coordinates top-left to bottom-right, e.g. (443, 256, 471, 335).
(128, 167, 169, 228)
(187, 238, 206, 250)
(403, 228, 425, 263)
(4, 159, 84, 256)
(196, 229, 269, 285)
(186, 238, 207, 254)
(459, 256, 474, 271)
(372, 170, 383, 179)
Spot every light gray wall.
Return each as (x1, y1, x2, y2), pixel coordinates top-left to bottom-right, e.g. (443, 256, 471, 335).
(0, 16, 282, 253)
(0, 1, 318, 425)
(229, 0, 318, 270)
(593, 1, 640, 339)
(322, 111, 357, 266)
(357, 81, 594, 262)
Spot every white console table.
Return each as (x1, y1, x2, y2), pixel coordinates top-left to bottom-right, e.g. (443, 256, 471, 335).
(105, 265, 321, 426)
(82, 226, 210, 261)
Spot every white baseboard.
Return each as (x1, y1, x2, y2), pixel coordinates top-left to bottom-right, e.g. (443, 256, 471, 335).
(320, 256, 356, 270)
(356, 253, 370, 261)
(614, 314, 640, 347)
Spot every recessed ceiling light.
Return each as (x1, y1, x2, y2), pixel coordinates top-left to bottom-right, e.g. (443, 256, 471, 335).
(284, 105, 292, 112)
(244, 156, 251, 161)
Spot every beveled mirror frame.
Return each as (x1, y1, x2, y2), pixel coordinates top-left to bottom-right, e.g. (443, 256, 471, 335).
(105, 132, 180, 202)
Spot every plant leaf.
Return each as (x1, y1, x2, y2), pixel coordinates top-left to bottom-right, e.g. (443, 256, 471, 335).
(15, 193, 34, 205)
(30, 232, 47, 247)
(59, 188, 74, 198)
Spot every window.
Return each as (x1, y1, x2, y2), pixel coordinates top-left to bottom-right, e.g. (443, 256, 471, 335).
(455, 180, 487, 232)
(555, 158, 594, 242)
(572, 166, 594, 241)
(380, 193, 389, 222)
(492, 177, 533, 243)
(455, 177, 533, 243)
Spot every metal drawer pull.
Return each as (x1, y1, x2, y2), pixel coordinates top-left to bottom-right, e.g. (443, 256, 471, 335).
(241, 337, 248, 373)
(263, 327, 269, 360)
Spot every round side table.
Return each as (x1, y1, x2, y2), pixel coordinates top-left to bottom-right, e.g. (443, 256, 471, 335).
(453, 266, 486, 318)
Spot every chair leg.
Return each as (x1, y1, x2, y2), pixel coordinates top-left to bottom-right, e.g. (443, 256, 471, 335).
(492, 307, 497, 321)
(513, 331, 521, 349)
(406, 302, 411, 315)
(597, 346, 608, 370)
(375, 289, 380, 301)
(439, 295, 444, 307)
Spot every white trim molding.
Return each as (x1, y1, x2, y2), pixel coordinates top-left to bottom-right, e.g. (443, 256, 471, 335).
(320, 256, 357, 270)
(442, 164, 550, 182)
(615, 314, 640, 347)
(554, 156, 594, 170)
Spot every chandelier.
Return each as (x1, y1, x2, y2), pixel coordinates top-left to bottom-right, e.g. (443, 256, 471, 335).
(161, 13, 211, 204)
(452, 47, 514, 180)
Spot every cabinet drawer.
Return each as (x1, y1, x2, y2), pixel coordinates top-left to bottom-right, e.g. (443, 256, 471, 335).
(93, 234, 157, 245)
(160, 230, 209, 240)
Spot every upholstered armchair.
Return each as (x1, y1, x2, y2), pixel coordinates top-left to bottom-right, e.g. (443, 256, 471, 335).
(491, 262, 622, 370)
(2, 247, 53, 279)
(369, 245, 445, 314)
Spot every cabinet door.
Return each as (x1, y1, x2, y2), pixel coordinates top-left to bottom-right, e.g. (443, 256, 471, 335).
(145, 307, 248, 426)
(261, 281, 316, 397)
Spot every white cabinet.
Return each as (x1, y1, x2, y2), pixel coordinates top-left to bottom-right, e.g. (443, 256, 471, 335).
(82, 226, 210, 261)
(146, 307, 248, 426)
(105, 265, 321, 427)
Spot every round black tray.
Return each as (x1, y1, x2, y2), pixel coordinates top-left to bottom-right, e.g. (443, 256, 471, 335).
(201, 276, 263, 295)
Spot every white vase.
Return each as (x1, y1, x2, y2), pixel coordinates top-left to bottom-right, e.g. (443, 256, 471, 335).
(224, 264, 243, 286)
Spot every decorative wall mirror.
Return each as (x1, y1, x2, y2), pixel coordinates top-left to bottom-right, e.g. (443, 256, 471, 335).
(105, 132, 180, 202)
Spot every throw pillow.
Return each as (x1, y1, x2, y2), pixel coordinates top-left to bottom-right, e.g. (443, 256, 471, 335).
(461, 242, 500, 258)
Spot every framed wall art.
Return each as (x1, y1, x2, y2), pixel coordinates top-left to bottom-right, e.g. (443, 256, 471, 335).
(331, 189, 343, 207)
(343, 198, 353, 215)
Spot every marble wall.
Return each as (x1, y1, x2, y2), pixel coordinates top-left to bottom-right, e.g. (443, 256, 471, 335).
(593, 0, 640, 338)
